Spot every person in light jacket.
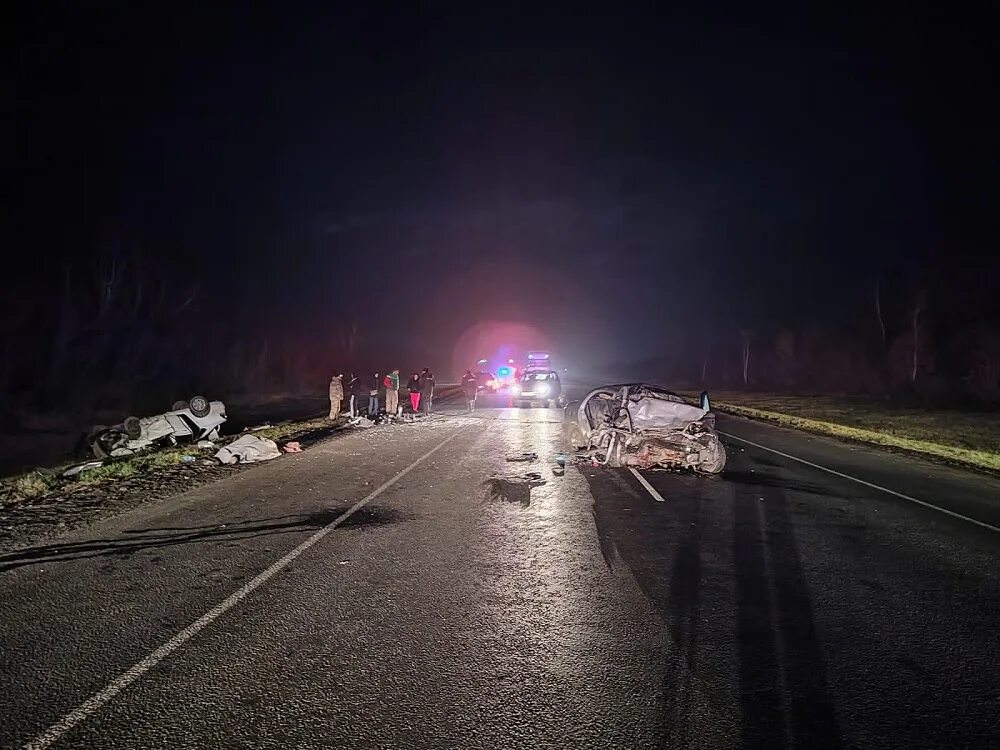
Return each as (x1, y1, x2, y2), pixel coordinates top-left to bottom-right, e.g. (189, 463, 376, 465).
(328, 373, 344, 420)
(384, 369, 400, 416)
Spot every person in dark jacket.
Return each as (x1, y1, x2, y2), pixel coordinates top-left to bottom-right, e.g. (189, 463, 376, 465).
(461, 370, 478, 412)
(407, 372, 421, 413)
(419, 368, 435, 415)
(348, 372, 362, 417)
(369, 372, 381, 416)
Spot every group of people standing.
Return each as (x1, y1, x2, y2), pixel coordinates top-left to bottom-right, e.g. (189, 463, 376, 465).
(328, 369, 435, 421)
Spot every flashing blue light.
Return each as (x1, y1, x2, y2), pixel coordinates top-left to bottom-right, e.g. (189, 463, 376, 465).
(498, 366, 510, 377)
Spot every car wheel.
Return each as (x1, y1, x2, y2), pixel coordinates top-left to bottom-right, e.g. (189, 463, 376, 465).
(696, 434, 727, 474)
(123, 416, 142, 439)
(171, 400, 189, 411)
(188, 395, 211, 418)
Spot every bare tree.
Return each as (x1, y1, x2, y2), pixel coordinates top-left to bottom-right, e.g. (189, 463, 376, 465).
(740, 329, 753, 386)
(910, 288, 926, 384)
(875, 277, 887, 348)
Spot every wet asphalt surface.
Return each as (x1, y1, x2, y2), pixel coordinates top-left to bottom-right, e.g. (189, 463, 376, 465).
(1, 397, 999, 748)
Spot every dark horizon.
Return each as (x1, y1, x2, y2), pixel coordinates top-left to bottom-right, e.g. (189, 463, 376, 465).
(4, 3, 998, 408)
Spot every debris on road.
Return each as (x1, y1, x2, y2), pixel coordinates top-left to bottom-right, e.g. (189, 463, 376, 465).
(349, 417, 375, 429)
(180, 455, 197, 464)
(483, 473, 547, 507)
(215, 435, 282, 465)
(505, 451, 538, 462)
(61, 461, 103, 479)
(282, 441, 303, 453)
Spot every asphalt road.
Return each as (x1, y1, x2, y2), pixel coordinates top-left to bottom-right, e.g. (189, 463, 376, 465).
(1, 396, 998, 748)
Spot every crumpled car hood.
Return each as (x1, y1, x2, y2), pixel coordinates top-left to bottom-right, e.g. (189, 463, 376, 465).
(629, 396, 707, 430)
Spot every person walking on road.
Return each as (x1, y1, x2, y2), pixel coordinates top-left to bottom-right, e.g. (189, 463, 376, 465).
(461, 369, 478, 412)
(385, 369, 400, 416)
(369, 371, 381, 416)
(419, 368, 435, 415)
(328, 373, 344, 420)
(407, 372, 421, 413)
(347, 372, 362, 418)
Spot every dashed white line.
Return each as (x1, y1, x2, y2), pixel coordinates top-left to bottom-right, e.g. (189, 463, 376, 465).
(720, 431, 1000, 534)
(629, 467, 666, 502)
(23, 426, 469, 750)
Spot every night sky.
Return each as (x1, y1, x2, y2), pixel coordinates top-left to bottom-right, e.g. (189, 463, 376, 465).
(6, 4, 997, 377)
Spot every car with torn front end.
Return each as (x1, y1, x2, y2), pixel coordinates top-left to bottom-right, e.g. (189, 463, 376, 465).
(564, 384, 726, 473)
(511, 369, 566, 408)
(88, 396, 227, 458)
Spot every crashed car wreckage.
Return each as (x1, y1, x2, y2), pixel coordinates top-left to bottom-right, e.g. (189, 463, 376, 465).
(565, 384, 726, 473)
(89, 396, 227, 459)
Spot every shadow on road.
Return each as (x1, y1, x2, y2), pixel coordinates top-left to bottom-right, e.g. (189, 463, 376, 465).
(0, 506, 401, 573)
(582, 464, 842, 748)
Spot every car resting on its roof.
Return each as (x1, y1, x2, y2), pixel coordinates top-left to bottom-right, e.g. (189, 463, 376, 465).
(88, 396, 227, 458)
(564, 384, 726, 473)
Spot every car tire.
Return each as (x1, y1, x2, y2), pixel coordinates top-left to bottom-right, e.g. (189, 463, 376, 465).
(696, 434, 727, 474)
(171, 400, 189, 411)
(188, 395, 211, 418)
(123, 416, 142, 439)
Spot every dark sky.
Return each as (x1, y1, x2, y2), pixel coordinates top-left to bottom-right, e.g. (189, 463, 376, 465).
(6, 3, 997, 370)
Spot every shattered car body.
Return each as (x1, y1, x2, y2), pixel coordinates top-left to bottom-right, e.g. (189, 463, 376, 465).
(90, 399, 227, 458)
(565, 384, 726, 473)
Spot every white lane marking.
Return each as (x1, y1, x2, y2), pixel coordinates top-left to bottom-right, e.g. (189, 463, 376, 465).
(629, 467, 666, 502)
(23, 427, 469, 750)
(720, 431, 1000, 534)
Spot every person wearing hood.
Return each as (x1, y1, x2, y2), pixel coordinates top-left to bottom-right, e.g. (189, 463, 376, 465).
(461, 369, 478, 412)
(407, 372, 421, 413)
(384, 369, 400, 416)
(369, 372, 381, 416)
(328, 373, 344, 420)
(419, 368, 435, 415)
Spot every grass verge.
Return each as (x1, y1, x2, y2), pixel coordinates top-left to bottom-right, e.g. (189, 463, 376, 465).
(708, 393, 1000, 472)
(0, 416, 340, 505)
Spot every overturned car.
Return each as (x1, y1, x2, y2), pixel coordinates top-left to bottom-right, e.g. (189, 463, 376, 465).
(564, 384, 726, 474)
(89, 396, 227, 459)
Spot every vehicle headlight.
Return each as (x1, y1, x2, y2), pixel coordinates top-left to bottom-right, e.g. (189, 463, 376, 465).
(510, 384, 521, 395)
(536, 383, 549, 396)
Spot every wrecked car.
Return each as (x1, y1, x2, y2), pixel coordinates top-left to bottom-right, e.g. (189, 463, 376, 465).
(564, 384, 726, 473)
(89, 396, 227, 458)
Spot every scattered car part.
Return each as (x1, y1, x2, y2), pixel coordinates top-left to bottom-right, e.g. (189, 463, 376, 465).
(565, 384, 726, 474)
(62, 461, 104, 478)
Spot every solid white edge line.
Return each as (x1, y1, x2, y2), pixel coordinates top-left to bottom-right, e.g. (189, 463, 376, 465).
(629, 467, 666, 502)
(719, 431, 1000, 534)
(23, 426, 470, 750)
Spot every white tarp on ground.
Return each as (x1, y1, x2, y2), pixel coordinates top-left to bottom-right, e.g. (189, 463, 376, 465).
(629, 397, 707, 431)
(215, 435, 282, 465)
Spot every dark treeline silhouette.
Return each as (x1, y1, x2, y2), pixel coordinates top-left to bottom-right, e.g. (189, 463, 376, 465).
(2, 245, 999, 423)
